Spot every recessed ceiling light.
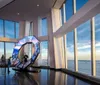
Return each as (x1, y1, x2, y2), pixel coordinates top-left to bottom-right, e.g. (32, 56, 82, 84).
(37, 4, 39, 7)
(17, 13, 20, 15)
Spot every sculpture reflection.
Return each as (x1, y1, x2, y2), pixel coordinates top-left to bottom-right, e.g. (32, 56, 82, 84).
(13, 72, 39, 85)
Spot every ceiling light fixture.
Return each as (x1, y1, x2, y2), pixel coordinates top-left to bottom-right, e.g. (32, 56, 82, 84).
(37, 4, 39, 7)
(17, 13, 20, 15)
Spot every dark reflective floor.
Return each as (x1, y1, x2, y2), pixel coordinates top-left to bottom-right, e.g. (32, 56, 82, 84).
(0, 68, 94, 85)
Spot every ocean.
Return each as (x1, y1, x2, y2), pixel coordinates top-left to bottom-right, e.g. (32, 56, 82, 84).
(41, 59, 100, 78)
(68, 60, 100, 78)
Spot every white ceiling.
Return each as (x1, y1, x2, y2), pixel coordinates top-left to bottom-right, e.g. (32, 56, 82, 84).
(0, 0, 55, 21)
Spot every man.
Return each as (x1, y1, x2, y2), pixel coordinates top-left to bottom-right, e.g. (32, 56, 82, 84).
(23, 55, 28, 63)
(8, 57, 11, 73)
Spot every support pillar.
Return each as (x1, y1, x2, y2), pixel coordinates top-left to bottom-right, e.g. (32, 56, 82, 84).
(47, 13, 55, 67)
(73, 0, 78, 71)
(19, 21, 25, 57)
(63, 3, 67, 68)
(51, 8, 65, 68)
(91, 17, 96, 76)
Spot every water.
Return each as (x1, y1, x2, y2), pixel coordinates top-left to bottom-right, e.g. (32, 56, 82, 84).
(68, 60, 100, 78)
(0, 68, 93, 85)
(41, 60, 100, 78)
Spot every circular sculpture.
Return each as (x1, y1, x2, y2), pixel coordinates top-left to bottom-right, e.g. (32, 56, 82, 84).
(12, 36, 40, 68)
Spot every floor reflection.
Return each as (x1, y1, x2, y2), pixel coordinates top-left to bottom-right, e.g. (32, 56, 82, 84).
(0, 68, 93, 85)
(13, 72, 38, 85)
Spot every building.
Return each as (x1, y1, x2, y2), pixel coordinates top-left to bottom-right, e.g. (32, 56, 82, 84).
(0, 0, 100, 85)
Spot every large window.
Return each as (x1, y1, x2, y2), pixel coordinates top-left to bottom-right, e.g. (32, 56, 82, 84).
(40, 41, 48, 66)
(0, 42, 15, 63)
(77, 20, 91, 75)
(40, 18, 48, 36)
(0, 20, 3, 37)
(95, 14, 100, 78)
(0, 19, 19, 39)
(5, 20, 15, 38)
(65, 0, 73, 21)
(67, 31, 74, 71)
(5, 43, 15, 59)
(0, 19, 19, 65)
(16, 22, 19, 38)
(60, 0, 100, 78)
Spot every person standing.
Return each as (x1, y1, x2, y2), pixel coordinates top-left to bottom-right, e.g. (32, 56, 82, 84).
(8, 57, 11, 73)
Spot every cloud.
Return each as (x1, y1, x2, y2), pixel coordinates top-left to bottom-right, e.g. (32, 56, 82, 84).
(77, 43, 91, 50)
(95, 28, 100, 33)
(68, 42, 100, 50)
(77, 20, 90, 34)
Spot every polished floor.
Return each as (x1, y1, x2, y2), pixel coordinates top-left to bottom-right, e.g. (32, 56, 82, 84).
(0, 68, 94, 85)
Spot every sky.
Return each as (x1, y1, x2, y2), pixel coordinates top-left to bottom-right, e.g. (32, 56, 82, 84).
(61, 0, 100, 60)
(41, 18, 48, 36)
(0, 20, 19, 38)
(65, 0, 100, 60)
(40, 41, 48, 59)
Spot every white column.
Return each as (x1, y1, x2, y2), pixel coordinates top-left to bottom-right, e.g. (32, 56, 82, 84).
(19, 21, 25, 39)
(24, 21, 30, 36)
(51, 8, 65, 68)
(24, 21, 31, 59)
(74, 29, 78, 71)
(47, 13, 55, 67)
(73, 0, 78, 71)
(91, 17, 96, 76)
(33, 18, 38, 37)
(19, 21, 25, 58)
(63, 3, 67, 68)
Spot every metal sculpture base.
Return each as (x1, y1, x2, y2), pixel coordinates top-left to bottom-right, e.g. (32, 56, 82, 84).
(12, 67, 41, 73)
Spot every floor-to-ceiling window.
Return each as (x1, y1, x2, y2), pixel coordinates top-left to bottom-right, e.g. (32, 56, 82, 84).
(0, 19, 19, 65)
(95, 14, 100, 78)
(5, 43, 15, 59)
(5, 20, 15, 38)
(40, 18, 48, 36)
(65, 0, 74, 71)
(77, 20, 91, 75)
(0, 20, 19, 39)
(65, 0, 91, 74)
(59, 0, 100, 79)
(38, 17, 48, 66)
(67, 31, 74, 71)
(76, 0, 91, 76)
(40, 41, 48, 66)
